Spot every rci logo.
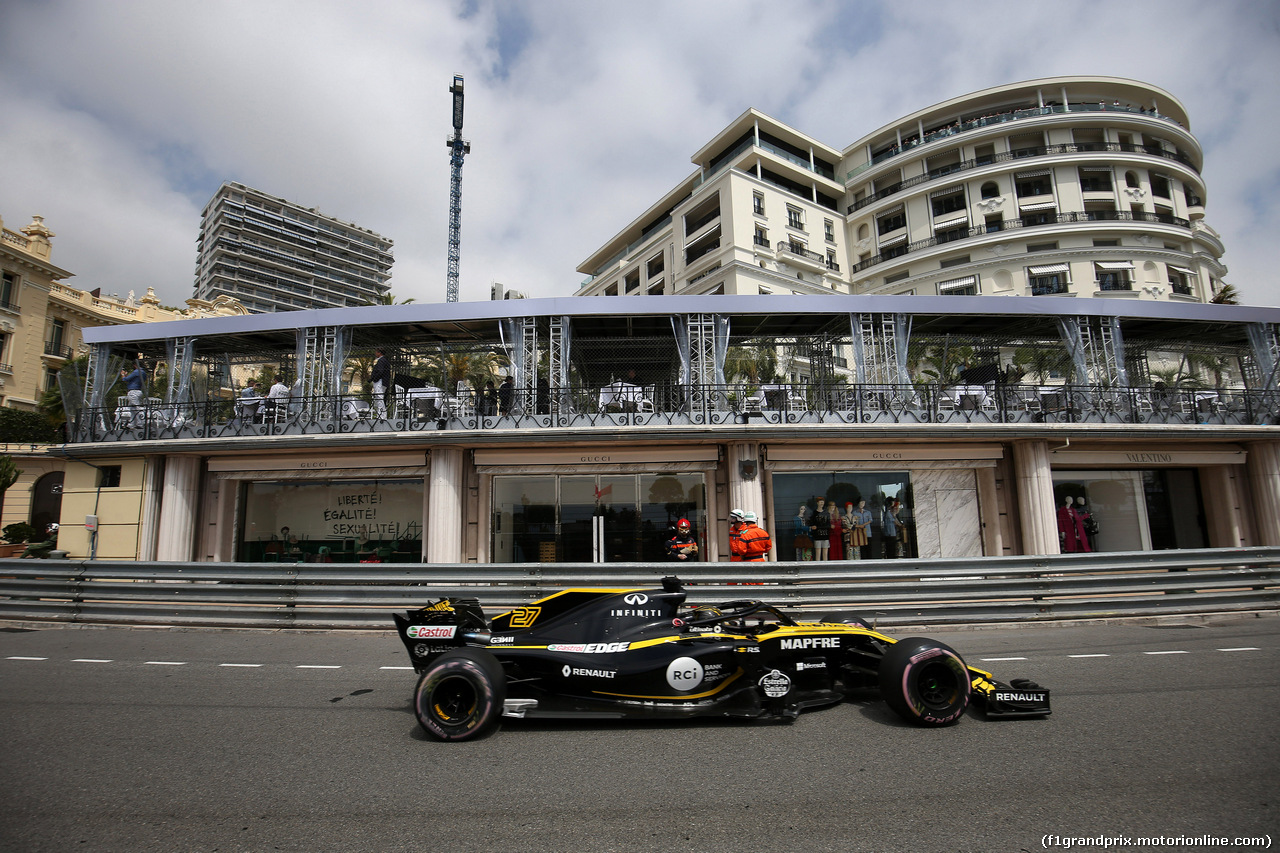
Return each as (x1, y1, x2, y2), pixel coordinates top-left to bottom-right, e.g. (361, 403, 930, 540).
(666, 656, 704, 691)
(623, 593, 649, 606)
(509, 606, 541, 629)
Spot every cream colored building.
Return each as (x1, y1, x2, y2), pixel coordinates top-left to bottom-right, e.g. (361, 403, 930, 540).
(577, 76, 1228, 305)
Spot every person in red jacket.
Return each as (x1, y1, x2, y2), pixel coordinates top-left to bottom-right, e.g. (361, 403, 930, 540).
(729, 509, 772, 562)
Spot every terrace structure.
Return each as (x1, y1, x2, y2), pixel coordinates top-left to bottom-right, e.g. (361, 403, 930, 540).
(57, 294, 1280, 566)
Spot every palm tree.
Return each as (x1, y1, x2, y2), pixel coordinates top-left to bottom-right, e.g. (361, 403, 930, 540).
(1210, 283, 1240, 305)
(364, 291, 416, 306)
(426, 349, 508, 391)
(724, 344, 778, 385)
(0, 454, 21, 518)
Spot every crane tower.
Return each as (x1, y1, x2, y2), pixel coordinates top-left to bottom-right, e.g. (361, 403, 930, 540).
(445, 74, 470, 303)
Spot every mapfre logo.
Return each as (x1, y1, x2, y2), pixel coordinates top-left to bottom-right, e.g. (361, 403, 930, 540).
(407, 625, 456, 640)
(623, 593, 649, 606)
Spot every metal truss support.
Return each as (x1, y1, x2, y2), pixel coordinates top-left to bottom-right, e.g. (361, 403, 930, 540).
(851, 313, 910, 386)
(1058, 316, 1126, 386)
(686, 313, 719, 411)
(1247, 322, 1280, 391)
(164, 337, 195, 405)
(521, 317, 539, 415)
(549, 316, 567, 414)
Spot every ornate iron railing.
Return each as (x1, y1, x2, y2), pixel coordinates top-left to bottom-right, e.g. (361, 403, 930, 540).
(71, 381, 1279, 443)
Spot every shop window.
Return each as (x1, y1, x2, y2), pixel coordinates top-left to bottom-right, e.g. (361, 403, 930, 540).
(492, 473, 707, 563)
(241, 479, 424, 562)
(772, 471, 915, 561)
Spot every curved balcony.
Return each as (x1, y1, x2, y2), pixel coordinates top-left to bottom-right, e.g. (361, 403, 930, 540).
(851, 209, 1192, 275)
(845, 102, 1194, 182)
(848, 142, 1200, 214)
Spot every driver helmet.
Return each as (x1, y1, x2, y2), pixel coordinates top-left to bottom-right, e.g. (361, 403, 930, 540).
(676, 518, 691, 533)
(729, 508, 747, 524)
(691, 605, 722, 622)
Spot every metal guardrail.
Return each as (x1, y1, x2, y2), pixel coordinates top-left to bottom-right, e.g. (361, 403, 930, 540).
(1, 548, 1276, 630)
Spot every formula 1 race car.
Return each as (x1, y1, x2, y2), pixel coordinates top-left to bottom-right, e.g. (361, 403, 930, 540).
(393, 577, 1050, 741)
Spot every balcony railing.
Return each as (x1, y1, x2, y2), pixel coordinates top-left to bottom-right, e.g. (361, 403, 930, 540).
(847, 141, 1199, 213)
(851, 209, 1191, 274)
(845, 102, 1192, 183)
(71, 381, 1278, 444)
(43, 342, 72, 359)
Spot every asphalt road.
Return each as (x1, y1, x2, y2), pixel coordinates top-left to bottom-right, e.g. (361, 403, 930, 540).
(2, 615, 1277, 853)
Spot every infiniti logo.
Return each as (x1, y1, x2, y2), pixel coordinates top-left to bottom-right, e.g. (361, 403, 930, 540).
(623, 593, 649, 606)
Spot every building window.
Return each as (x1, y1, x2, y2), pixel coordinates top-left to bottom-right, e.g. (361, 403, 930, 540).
(1028, 263, 1070, 295)
(753, 192, 765, 216)
(824, 219, 835, 243)
(930, 187, 966, 216)
(0, 271, 17, 310)
(876, 207, 906, 235)
(939, 255, 970, 269)
(1016, 173, 1052, 198)
(1150, 173, 1171, 199)
(1095, 262, 1134, 291)
(754, 226, 769, 247)
(1125, 171, 1141, 189)
(1167, 266, 1195, 296)
(99, 466, 122, 489)
(646, 253, 664, 278)
(1027, 242, 1058, 252)
(938, 275, 978, 296)
(884, 270, 910, 284)
(786, 206, 805, 231)
(1078, 167, 1113, 193)
(980, 181, 1000, 200)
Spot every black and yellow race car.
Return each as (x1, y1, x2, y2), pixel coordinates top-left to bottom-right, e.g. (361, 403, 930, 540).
(393, 576, 1050, 741)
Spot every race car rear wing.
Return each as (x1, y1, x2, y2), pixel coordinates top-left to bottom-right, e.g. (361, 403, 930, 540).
(393, 598, 489, 672)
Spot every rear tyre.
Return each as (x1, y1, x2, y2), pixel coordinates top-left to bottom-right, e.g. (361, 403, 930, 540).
(414, 648, 506, 741)
(877, 637, 970, 727)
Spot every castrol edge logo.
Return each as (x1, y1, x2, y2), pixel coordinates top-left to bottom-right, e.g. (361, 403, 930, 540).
(406, 625, 457, 640)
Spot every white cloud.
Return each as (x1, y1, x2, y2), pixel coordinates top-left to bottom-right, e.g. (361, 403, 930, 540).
(1, 0, 1276, 306)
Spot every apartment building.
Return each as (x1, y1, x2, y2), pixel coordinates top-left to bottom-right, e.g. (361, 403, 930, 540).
(576, 76, 1228, 305)
(194, 182, 394, 313)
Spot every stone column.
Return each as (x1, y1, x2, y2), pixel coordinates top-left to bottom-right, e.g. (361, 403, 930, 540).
(1012, 439, 1057, 555)
(1199, 465, 1244, 548)
(136, 456, 164, 561)
(976, 466, 1003, 557)
(156, 455, 202, 562)
(1245, 440, 1280, 546)
(726, 442, 765, 522)
(426, 446, 464, 563)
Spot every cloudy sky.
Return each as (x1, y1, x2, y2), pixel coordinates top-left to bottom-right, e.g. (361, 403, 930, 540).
(2, 0, 1278, 308)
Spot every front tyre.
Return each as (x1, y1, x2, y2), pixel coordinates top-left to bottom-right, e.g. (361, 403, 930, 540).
(414, 648, 506, 741)
(877, 637, 970, 727)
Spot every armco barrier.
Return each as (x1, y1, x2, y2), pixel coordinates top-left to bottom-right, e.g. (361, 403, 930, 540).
(0, 547, 1277, 630)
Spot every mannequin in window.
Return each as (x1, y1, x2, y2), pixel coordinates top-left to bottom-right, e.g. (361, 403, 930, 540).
(828, 500, 844, 560)
(1057, 495, 1091, 553)
(811, 498, 831, 560)
(793, 504, 812, 561)
(846, 500, 871, 560)
(880, 499, 899, 558)
(1075, 496, 1099, 551)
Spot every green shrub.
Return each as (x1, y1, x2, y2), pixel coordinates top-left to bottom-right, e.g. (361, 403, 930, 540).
(0, 408, 60, 444)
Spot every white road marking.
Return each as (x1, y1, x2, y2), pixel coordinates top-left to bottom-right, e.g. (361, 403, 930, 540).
(219, 663, 263, 667)
(1143, 650, 1189, 655)
(145, 661, 187, 665)
(1069, 653, 1110, 658)
(1217, 647, 1260, 652)
(6, 656, 47, 661)
(73, 659, 113, 663)
(980, 656, 1026, 662)
(297, 665, 341, 669)
(381, 666, 414, 670)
